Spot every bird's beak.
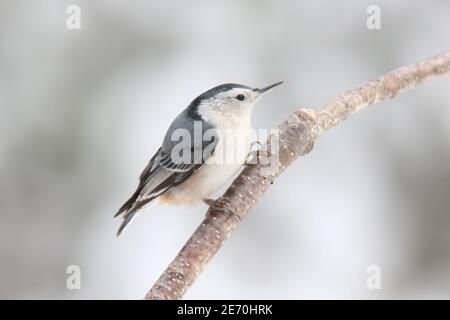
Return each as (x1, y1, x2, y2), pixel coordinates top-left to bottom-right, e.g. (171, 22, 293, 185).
(256, 81, 284, 95)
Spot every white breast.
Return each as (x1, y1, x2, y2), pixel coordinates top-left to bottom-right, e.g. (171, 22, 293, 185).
(160, 103, 253, 205)
(160, 127, 251, 205)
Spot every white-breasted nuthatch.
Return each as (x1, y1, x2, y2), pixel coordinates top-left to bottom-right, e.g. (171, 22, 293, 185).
(115, 82, 283, 235)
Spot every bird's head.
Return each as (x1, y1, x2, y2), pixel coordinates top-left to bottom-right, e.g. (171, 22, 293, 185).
(188, 82, 283, 126)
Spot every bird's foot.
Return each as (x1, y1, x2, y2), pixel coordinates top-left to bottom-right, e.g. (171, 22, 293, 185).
(203, 198, 216, 207)
(203, 198, 241, 221)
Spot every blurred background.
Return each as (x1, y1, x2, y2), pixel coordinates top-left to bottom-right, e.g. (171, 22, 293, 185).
(0, 0, 449, 299)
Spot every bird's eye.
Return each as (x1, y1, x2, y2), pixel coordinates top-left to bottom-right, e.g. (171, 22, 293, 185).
(236, 94, 245, 101)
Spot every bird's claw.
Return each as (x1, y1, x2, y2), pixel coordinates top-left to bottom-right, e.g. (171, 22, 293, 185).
(203, 198, 241, 220)
(203, 198, 216, 207)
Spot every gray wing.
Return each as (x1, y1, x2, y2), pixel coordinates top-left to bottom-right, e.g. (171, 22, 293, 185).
(115, 114, 217, 235)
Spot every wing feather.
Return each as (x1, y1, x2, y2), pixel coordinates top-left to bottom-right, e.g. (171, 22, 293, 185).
(115, 134, 218, 236)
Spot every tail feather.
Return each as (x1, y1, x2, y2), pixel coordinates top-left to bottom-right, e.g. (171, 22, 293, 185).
(115, 193, 160, 236)
(116, 210, 138, 236)
(114, 189, 140, 218)
(114, 148, 171, 236)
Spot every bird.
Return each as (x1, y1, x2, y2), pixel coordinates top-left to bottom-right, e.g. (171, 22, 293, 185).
(115, 81, 283, 236)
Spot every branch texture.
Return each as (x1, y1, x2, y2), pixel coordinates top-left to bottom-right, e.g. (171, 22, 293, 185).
(145, 51, 450, 300)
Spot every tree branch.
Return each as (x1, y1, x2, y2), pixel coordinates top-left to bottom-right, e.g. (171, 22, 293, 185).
(145, 51, 450, 300)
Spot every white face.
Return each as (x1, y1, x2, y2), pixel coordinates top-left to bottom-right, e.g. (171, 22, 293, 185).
(214, 87, 260, 109)
(197, 88, 260, 128)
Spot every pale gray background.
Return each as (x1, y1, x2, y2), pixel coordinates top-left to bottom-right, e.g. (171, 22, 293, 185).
(1, 0, 450, 299)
